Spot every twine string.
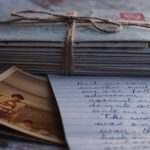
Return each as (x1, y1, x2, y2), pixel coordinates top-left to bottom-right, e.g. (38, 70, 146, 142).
(0, 10, 150, 75)
(63, 11, 76, 75)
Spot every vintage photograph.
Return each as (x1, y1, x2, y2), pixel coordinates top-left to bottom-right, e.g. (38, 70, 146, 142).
(0, 66, 64, 144)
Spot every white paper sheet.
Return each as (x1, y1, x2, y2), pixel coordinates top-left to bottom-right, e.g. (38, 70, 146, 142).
(48, 75, 150, 150)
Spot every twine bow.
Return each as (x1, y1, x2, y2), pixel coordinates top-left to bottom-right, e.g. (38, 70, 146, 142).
(0, 10, 150, 75)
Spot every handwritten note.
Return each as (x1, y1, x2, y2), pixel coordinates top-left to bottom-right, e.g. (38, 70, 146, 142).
(48, 75, 150, 150)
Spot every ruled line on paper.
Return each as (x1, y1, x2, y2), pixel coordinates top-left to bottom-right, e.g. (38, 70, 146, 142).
(49, 75, 150, 150)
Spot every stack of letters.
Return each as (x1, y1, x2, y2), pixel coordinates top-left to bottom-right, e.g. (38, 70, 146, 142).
(0, 10, 150, 75)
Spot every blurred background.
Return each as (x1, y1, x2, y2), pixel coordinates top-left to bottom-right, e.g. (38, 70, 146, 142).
(0, 0, 150, 17)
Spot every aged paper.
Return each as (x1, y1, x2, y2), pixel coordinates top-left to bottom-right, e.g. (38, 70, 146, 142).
(49, 75, 150, 150)
(0, 67, 65, 144)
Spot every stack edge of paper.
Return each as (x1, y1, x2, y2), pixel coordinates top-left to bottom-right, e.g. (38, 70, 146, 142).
(0, 10, 150, 76)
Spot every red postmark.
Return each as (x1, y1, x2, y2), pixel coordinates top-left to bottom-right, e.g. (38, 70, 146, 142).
(120, 13, 145, 21)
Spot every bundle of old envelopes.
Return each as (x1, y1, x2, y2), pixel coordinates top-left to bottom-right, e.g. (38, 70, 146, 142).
(0, 10, 150, 76)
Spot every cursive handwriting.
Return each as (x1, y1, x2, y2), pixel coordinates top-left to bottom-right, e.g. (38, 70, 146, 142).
(49, 75, 150, 150)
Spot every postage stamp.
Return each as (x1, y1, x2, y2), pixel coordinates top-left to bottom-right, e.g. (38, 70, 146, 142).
(120, 13, 145, 21)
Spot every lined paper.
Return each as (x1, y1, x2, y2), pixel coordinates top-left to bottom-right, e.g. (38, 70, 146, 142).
(48, 75, 150, 150)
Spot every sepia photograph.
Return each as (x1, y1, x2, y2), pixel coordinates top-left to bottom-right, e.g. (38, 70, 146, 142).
(0, 66, 64, 144)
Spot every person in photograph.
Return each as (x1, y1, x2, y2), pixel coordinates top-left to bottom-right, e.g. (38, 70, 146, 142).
(17, 120, 34, 131)
(0, 94, 26, 123)
(37, 128, 52, 137)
